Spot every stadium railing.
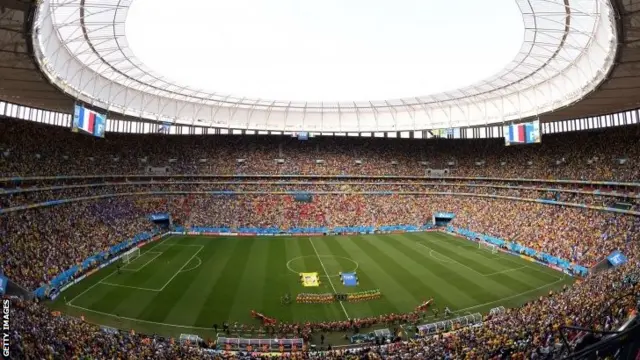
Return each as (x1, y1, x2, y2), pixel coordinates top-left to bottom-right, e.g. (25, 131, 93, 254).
(563, 315, 640, 359)
(415, 313, 483, 336)
(2, 174, 639, 188)
(217, 336, 304, 352)
(2, 191, 637, 218)
(1, 179, 639, 204)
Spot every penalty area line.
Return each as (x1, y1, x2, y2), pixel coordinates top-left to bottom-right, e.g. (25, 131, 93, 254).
(66, 271, 117, 306)
(452, 275, 566, 315)
(65, 234, 178, 305)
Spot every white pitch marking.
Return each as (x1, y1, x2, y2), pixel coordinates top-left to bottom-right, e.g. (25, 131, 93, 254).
(156, 245, 204, 292)
(308, 237, 350, 320)
(178, 256, 202, 273)
(419, 242, 529, 278)
(65, 236, 176, 305)
(67, 271, 117, 306)
(428, 249, 456, 264)
(286, 255, 358, 277)
(98, 282, 161, 292)
(66, 303, 217, 330)
(417, 243, 486, 276)
(101, 245, 205, 292)
(66, 274, 566, 334)
(483, 266, 527, 276)
(450, 275, 565, 314)
(122, 251, 163, 272)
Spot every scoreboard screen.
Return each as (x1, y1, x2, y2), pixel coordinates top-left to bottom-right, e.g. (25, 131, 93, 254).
(72, 104, 106, 138)
(503, 120, 541, 146)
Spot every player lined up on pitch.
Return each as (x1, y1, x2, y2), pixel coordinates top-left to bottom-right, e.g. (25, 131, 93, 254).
(346, 289, 381, 303)
(296, 293, 335, 304)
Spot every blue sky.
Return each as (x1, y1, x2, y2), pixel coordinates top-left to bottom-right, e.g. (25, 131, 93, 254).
(126, 0, 523, 102)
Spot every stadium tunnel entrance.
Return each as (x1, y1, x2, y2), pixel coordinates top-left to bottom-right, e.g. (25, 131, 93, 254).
(149, 213, 172, 229)
(432, 212, 455, 226)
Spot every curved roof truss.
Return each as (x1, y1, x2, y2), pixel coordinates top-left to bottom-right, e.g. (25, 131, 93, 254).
(32, 0, 617, 132)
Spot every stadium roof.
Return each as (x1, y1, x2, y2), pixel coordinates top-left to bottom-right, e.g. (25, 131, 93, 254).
(0, 0, 639, 131)
(122, 0, 526, 103)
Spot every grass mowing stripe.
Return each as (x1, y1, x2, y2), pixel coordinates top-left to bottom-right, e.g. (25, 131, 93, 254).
(309, 237, 350, 320)
(325, 236, 404, 318)
(429, 233, 515, 273)
(416, 234, 502, 275)
(51, 233, 575, 345)
(378, 234, 494, 307)
(121, 251, 162, 271)
(83, 245, 198, 317)
(228, 239, 271, 321)
(431, 233, 561, 281)
(285, 237, 330, 322)
(351, 235, 473, 311)
(421, 233, 573, 305)
(73, 257, 175, 320)
(104, 245, 195, 290)
(163, 237, 236, 327)
(395, 233, 525, 306)
(297, 237, 345, 322)
(261, 237, 294, 321)
(193, 237, 255, 324)
(158, 245, 204, 291)
(66, 271, 117, 306)
(63, 236, 174, 307)
(412, 234, 549, 297)
(336, 236, 419, 312)
(411, 234, 537, 294)
(126, 244, 205, 322)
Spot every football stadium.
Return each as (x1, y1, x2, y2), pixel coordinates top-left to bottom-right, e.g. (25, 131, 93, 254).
(0, 0, 640, 358)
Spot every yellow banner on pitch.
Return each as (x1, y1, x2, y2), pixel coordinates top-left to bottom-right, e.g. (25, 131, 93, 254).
(300, 272, 320, 287)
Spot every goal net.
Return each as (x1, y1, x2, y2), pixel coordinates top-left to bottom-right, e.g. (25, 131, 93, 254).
(479, 242, 498, 254)
(122, 247, 141, 264)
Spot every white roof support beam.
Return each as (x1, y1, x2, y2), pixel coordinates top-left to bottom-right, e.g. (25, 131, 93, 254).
(34, 0, 617, 132)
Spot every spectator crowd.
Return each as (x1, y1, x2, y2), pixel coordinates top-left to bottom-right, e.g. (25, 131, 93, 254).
(1, 118, 639, 181)
(1, 118, 639, 358)
(7, 256, 639, 359)
(4, 193, 636, 289)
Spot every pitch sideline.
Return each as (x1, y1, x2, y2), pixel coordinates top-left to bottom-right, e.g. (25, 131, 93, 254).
(66, 274, 565, 333)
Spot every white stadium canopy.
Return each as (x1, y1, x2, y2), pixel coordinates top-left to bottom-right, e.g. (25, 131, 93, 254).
(33, 0, 617, 132)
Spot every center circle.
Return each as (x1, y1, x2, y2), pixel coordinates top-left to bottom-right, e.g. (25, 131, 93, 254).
(286, 256, 359, 278)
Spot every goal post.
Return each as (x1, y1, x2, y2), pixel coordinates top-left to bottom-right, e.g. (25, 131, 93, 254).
(479, 242, 498, 254)
(122, 247, 141, 264)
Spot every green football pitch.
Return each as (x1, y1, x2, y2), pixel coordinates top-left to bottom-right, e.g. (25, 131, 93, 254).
(51, 232, 573, 342)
